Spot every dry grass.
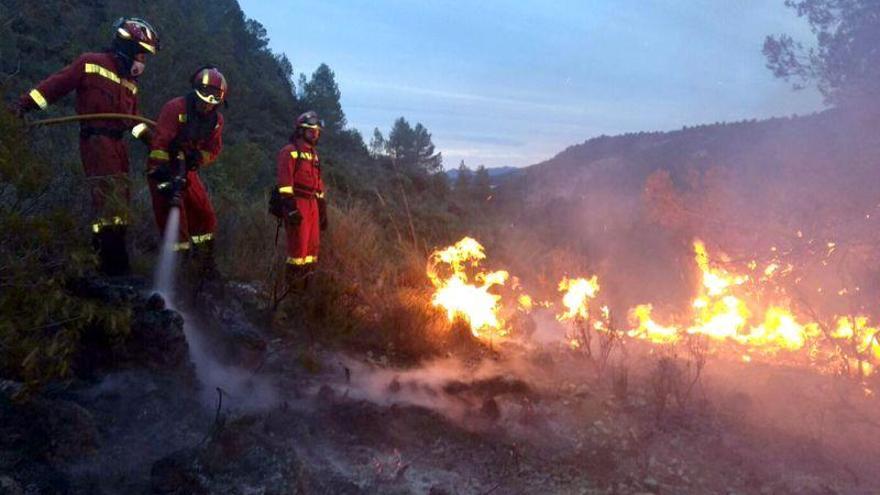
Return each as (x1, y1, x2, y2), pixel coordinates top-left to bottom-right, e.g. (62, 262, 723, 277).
(258, 200, 462, 362)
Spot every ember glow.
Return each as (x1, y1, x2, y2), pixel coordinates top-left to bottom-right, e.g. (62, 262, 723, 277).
(428, 237, 508, 338)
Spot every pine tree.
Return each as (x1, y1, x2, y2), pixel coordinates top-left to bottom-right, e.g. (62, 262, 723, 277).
(472, 165, 491, 201)
(300, 63, 346, 133)
(387, 117, 442, 173)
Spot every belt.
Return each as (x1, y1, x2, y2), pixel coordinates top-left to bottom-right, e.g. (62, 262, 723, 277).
(294, 186, 319, 199)
(81, 127, 125, 140)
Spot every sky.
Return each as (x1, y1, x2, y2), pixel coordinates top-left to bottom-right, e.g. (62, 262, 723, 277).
(238, 0, 824, 169)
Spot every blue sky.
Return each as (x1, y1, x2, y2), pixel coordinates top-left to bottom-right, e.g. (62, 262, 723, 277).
(238, 0, 823, 169)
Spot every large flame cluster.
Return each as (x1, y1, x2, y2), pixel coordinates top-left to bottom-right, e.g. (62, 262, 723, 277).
(628, 240, 880, 375)
(427, 237, 509, 338)
(427, 237, 880, 376)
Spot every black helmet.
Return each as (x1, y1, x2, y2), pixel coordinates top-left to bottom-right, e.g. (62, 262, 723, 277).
(112, 17, 159, 57)
(296, 111, 323, 130)
(191, 66, 228, 105)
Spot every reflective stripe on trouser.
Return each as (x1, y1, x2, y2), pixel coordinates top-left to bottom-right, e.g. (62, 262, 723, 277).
(92, 215, 128, 233)
(147, 170, 217, 250)
(284, 196, 320, 265)
(286, 255, 317, 265)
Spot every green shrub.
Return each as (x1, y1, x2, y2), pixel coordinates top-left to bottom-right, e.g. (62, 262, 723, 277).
(0, 108, 130, 398)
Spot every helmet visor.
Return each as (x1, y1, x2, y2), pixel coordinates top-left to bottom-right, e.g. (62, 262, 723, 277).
(195, 86, 224, 105)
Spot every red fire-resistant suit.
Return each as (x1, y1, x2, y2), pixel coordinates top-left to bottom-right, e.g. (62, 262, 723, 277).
(146, 95, 223, 251)
(19, 52, 139, 228)
(276, 139, 324, 266)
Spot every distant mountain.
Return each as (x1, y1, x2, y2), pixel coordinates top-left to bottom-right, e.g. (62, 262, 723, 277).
(446, 166, 521, 183)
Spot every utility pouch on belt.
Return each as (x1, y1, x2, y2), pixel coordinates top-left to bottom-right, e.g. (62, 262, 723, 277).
(268, 187, 286, 218)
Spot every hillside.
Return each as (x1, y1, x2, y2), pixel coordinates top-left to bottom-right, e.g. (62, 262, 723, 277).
(490, 108, 880, 314)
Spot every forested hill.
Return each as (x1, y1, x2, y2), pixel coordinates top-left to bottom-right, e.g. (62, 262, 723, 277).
(490, 107, 880, 315)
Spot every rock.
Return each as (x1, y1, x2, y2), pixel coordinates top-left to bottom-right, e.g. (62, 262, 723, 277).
(317, 384, 336, 404)
(481, 397, 501, 421)
(388, 377, 402, 394)
(0, 476, 23, 495)
(227, 326, 267, 368)
(146, 292, 166, 311)
(429, 485, 452, 495)
(34, 399, 98, 462)
(150, 448, 206, 495)
(128, 307, 189, 371)
(69, 276, 141, 305)
(0, 392, 73, 494)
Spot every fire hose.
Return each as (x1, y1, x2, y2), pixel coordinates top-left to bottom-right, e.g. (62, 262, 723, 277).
(26, 112, 157, 128)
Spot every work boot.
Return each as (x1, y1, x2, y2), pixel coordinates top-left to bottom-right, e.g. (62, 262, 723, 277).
(92, 226, 130, 277)
(285, 264, 308, 294)
(192, 238, 220, 281)
(187, 238, 224, 302)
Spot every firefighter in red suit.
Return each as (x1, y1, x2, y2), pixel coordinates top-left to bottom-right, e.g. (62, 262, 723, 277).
(143, 66, 226, 280)
(276, 111, 328, 287)
(12, 17, 159, 276)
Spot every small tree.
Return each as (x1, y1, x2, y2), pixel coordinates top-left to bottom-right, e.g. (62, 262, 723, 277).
(454, 161, 472, 192)
(369, 128, 386, 158)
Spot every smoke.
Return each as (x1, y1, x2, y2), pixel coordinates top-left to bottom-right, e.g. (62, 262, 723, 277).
(333, 352, 550, 424)
(154, 207, 181, 300)
(179, 311, 279, 412)
(152, 208, 279, 412)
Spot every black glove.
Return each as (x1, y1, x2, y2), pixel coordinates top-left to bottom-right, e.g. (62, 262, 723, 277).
(317, 197, 328, 231)
(185, 150, 202, 171)
(284, 197, 302, 226)
(148, 163, 173, 183)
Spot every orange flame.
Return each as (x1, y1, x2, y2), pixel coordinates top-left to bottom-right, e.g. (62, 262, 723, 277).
(627, 240, 879, 375)
(557, 276, 600, 321)
(428, 237, 508, 338)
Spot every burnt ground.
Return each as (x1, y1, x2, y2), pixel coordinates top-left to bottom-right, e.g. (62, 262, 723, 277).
(3, 283, 880, 495)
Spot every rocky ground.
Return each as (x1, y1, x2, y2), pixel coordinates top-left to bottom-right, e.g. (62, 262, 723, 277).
(2, 279, 879, 495)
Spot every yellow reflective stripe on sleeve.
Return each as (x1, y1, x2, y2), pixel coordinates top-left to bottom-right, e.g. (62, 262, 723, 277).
(84, 63, 120, 83)
(28, 89, 48, 109)
(131, 123, 149, 138)
(173, 242, 191, 252)
(278, 186, 294, 194)
(286, 256, 317, 266)
(191, 233, 213, 244)
(121, 80, 138, 95)
(200, 151, 212, 163)
(83, 63, 136, 94)
(315, 191, 325, 199)
(290, 151, 314, 161)
(150, 149, 170, 161)
(91, 216, 127, 233)
(178, 114, 187, 123)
